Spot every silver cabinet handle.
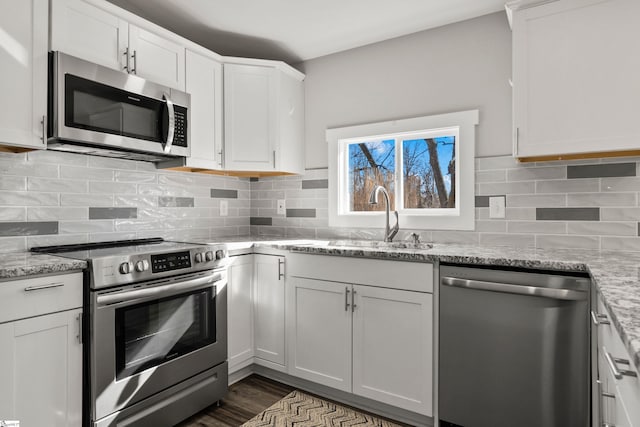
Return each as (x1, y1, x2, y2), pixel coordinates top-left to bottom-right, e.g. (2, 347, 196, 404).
(441, 276, 586, 301)
(76, 312, 83, 344)
(162, 92, 175, 153)
(345, 287, 350, 312)
(273, 150, 276, 168)
(131, 49, 137, 74)
(278, 258, 285, 280)
(24, 282, 64, 292)
(604, 350, 638, 380)
(351, 289, 357, 312)
(123, 47, 130, 72)
(592, 310, 611, 325)
(40, 115, 46, 142)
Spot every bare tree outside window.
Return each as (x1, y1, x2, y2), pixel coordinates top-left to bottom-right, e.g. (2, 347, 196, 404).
(346, 136, 455, 212)
(348, 140, 395, 211)
(403, 136, 455, 209)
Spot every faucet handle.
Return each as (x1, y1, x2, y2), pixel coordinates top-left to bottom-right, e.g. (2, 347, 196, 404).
(410, 233, 420, 244)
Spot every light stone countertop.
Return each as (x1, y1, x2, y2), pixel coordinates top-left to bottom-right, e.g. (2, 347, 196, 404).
(0, 252, 87, 280)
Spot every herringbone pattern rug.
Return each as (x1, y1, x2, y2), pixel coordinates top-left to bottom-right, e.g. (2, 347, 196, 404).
(241, 390, 403, 427)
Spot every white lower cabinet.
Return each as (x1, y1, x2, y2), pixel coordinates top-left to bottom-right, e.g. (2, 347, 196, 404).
(254, 254, 286, 367)
(594, 293, 640, 427)
(287, 254, 434, 417)
(288, 278, 353, 392)
(0, 273, 83, 427)
(227, 255, 254, 373)
(352, 286, 432, 415)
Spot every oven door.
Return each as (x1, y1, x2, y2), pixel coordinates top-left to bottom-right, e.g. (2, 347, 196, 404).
(91, 269, 227, 422)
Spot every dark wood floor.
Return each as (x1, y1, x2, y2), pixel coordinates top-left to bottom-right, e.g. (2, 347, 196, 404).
(177, 375, 295, 427)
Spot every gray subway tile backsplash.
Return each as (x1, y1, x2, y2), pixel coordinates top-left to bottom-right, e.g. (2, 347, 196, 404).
(286, 208, 316, 218)
(211, 189, 239, 199)
(0, 221, 58, 236)
(250, 217, 273, 226)
(301, 179, 329, 189)
(158, 197, 195, 207)
(89, 207, 138, 220)
(567, 163, 636, 179)
(536, 208, 600, 221)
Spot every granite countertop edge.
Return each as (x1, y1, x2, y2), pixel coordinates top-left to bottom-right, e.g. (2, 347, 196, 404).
(0, 253, 87, 280)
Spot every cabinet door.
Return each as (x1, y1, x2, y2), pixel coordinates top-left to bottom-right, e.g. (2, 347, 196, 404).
(513, 0, 640, 159)
(128, 24, 186, 90)
(275, 71, 305, 174)
(50, 0, 128, 72)
(288, 277, 352, 392)
(352, 286, 433, 416)
(254, 254, 285, 366)
(184, 49, 223, 169)
(0, 0, 48, 151)
(227, 255, 254, 373)
(598, 348, 632, 427)
(0, 309, 83, 427)
(224, 64, 277, 171)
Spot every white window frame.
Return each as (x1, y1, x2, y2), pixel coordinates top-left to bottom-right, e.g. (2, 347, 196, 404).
(327, 110, 478, 231)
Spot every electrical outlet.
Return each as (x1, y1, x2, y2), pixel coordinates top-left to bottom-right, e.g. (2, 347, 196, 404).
(277, 199, 286, 215)
(220, 200, 228, 217)
(489, 196, 506, 219)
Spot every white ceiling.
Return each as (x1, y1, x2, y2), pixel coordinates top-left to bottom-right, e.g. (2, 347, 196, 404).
(107, 0, 506, 64)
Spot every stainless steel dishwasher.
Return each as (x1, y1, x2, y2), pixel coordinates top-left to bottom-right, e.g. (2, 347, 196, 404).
(439, 264, 590, 427)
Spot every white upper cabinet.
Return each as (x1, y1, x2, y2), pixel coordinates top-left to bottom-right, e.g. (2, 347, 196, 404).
(0, 0, 48, 151)
(50, 0, 186, 90)
(512, 0, 640, 160)
(128, 24, 185, 90)
(224, 63, 277, 172)
(50, 0, 128, 72)
(224, 60, 305, 174)
(182, 49, 224, 170)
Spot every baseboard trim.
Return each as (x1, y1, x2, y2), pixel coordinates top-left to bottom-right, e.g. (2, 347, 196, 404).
(229, 363, 432, 427)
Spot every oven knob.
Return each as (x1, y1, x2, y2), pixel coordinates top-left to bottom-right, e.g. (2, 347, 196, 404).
(205, 251, 214, 262)
(135, 260, 149, 272)
(119, 262, 132, 274)
(215, 250, 225, 260)
(195, 252, 204, 263)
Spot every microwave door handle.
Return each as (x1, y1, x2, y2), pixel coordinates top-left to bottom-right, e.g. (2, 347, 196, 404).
(162, 92, 175, 153)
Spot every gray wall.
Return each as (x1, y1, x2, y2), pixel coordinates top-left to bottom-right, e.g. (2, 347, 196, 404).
(301, 12, 512, 169)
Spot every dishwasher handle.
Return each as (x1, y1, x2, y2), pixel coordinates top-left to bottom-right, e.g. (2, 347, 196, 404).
(441, 276, 587, 301)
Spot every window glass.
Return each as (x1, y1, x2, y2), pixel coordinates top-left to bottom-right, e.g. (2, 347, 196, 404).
(347, 140, 395, 211)
(402, 136, 456, 209)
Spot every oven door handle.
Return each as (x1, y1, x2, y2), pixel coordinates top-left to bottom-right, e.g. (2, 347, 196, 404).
(96, 272, 222, 307)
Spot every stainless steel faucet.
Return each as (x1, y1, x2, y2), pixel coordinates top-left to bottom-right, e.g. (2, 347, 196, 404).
(368, 185, 399, 242)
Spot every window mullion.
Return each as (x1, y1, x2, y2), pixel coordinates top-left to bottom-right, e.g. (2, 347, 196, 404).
(395, 137, 403, 211)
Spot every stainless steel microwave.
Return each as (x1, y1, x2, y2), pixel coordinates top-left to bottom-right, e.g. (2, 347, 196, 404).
(48, 52, 190, 162)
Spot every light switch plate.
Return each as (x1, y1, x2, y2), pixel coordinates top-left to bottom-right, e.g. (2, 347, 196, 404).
(277, 199, 286, 215)
(489, 196, 506, 219)
(220, 200, 228, 217)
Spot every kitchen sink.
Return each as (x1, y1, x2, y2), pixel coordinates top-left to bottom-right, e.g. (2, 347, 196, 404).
(327, 240, 433, 250)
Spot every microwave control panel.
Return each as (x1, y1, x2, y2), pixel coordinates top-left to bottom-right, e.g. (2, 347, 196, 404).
(173, 106, 187, 147)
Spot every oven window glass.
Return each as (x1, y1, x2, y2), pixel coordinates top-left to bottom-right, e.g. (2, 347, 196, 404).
(65, 74, 163, 142)
(115, 287, 216, 380)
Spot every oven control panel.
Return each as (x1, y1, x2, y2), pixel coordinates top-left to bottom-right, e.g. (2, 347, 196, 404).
(150, 251, 191, 273)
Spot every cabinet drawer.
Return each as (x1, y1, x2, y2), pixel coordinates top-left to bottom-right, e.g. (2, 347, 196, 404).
(289, 253, 433, 293)
(597, 297, 640, 424)
(0, 273, 83, 323)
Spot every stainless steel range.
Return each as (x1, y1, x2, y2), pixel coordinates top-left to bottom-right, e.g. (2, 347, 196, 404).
(32, 238, 228, 427)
